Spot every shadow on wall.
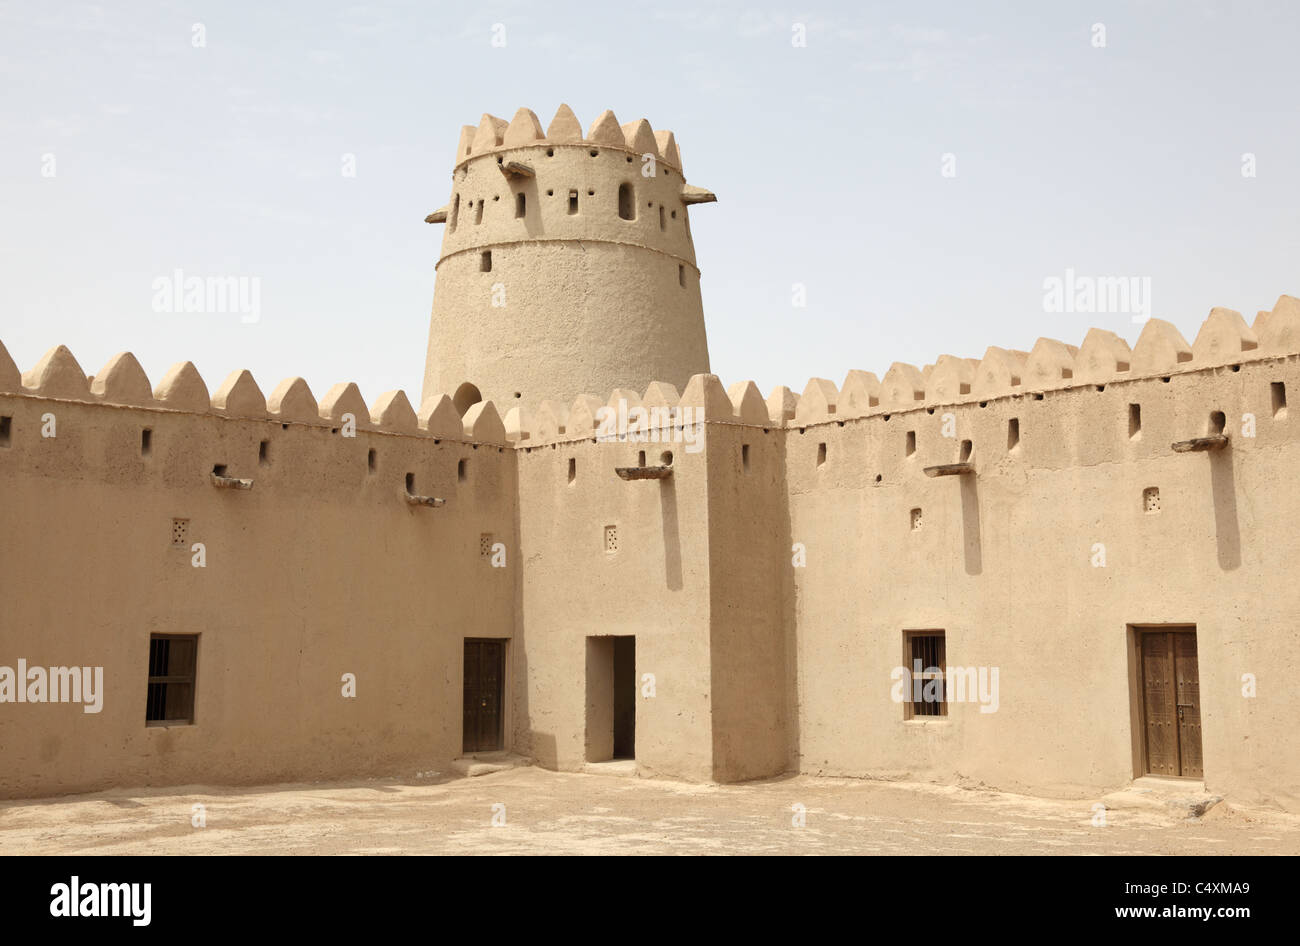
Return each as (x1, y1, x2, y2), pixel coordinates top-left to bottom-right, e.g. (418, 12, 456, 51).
(960, 475, 982, 576)
(453, 382, 482, 416)
(1210, 450, 1241, 571)
(660, 477, 682, 591)
(526, 731, 558, 769)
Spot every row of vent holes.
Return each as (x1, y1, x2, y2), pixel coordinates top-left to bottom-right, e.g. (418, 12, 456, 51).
(457, 187, 592, 229)
(137, 436, 471, 483)
(6, 422, 506, 480)
(543, 146, 676, 178)
(460, 183, 681, 225)
(816, 436, 973, 466)
(35, 383, 1293, 477)
(840, 389, 1288, 462)
(404, 461, 469, 490)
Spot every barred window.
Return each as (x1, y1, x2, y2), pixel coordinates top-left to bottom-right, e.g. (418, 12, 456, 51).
(904, 631, 946, 718)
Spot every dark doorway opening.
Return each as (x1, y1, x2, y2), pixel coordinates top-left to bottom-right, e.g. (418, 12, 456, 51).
(613, 636, 635, 759)
(463, 638, 505, 754)
(585, 635, 635, 762)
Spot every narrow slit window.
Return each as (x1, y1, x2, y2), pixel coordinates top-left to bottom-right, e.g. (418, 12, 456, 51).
(959, 439, 973, 462)
(1209, 411, 1226, 436)
(658, 205, 666, 230)
(1272, 382, 1287, 419)
(368, 448, 377, 473)
(1007, 418, 1019, 450)
(742, 443, 750, 471)
(141, 428, 152, 457)
(449, 194, 460, 232)
(515, 192, 526, 218)
(1129, 403, 1141, 440)
(678, 265, 685, 287)
(0, 415, 10, 447)
(458, 459, 467, 482)
(474, 200, 484, 225)
(905, 430, 916, 456)
(480, 250, 492, 272)
(258, 440, 269, 465)
(618, 182, 635, 220)
(816, 443, 827, 467)
(405, 472, 415, 492)
(568, 190, 579, 215)
(568, 457, 576, 483)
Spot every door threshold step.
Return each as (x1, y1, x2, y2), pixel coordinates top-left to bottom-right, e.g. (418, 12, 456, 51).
(582, 759, 637, 777)
(1101, 778, 1222, 818)
(451, 752, 531, 778)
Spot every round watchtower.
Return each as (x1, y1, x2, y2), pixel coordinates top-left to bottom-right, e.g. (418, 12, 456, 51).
(421, 105, 714, 412)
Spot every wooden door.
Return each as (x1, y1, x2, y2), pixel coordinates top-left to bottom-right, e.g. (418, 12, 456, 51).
(1139, 629, 1203, 778)
(1173, 632, 1203, 778)
(463, 639, 505, 754)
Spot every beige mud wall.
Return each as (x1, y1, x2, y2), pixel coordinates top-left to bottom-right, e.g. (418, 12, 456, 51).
(786, 357, 1300, 811)
(0, 389, 517, 798)
(513, 432, 714, 781)
(704, 421, 793, 781)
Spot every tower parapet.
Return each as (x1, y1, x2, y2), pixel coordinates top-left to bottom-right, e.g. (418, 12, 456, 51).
(421, 105, 714, 413)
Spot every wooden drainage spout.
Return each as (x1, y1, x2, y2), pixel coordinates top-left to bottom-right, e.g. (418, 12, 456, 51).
(923, 462, 974, 478)
(615, 465, 673, 481)
(211, 472, 254, 490)
(1171, 435, 1229, 453)
(405, 492, 446, 507)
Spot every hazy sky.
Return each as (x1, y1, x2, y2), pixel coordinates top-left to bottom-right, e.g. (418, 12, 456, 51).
(2, 0, 1297, 404)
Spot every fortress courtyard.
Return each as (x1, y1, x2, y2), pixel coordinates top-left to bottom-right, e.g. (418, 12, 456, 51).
(2, 768, 1296, 857)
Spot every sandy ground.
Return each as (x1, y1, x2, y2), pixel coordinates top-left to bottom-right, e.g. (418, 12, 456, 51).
(1, 767, 1296, 855)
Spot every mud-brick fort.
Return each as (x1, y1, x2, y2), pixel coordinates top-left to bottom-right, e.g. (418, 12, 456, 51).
(2, 105, 1298, 812)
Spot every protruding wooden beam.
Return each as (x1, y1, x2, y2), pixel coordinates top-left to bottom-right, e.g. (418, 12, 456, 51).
(1172, 435, 1229, 453)
(405, 492, 446, 507)
(499, 161, 535, 179)
(211, 472, 254, 490)
(923, 462, 974, 478)
(615, 465, 673, 481)
(681, 184, 716, 205)
(424, 206, 448, 224)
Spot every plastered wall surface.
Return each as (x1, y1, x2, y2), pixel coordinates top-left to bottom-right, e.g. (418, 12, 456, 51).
(0, 355, 518, 798)
(3, 105, 1299, 812)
